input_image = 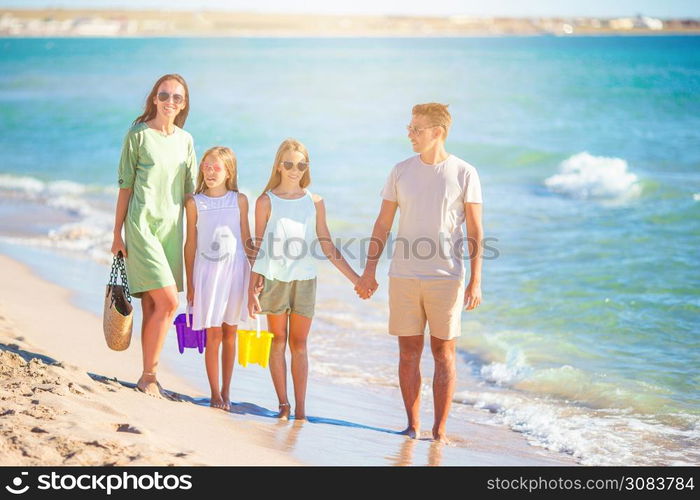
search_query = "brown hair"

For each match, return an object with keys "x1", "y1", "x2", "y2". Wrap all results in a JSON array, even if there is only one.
[
  {"x1": 133, "y1": 74, "x2": 190, "y2": 128},
  {"x1": 412, "y1": 102, "x2": 452, "y2": 138},
  {"x1": 194, "y1": 146, "x2": 239, "y2": 194},
  {"x1": 262, "y1": 138, "x2": 311, "y2": 194}
]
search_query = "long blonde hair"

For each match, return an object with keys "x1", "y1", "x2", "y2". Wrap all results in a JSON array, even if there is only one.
[
  {"x1": 133, "y1": 74, "x2": 190, "y2": 128},
  {"x1": 262, "y1": 138, "x2": 312, "y2": 194},
  {"x1": 194, "y1": 146, "x2": 239, "y2": 194}
]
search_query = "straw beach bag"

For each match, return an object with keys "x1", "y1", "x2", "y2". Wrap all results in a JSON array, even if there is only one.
[{"x1": 103, "y1": 252, "x2": 133, "y2": 351}]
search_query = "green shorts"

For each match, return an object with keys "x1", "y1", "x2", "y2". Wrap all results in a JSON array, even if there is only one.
[{"x1": 259, "y1": 277, "x2": 317, "y2": 318}]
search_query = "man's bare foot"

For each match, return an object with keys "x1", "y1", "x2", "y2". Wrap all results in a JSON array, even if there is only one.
[
  {"x1": 136, "y1": 372, "x2": 162, "y2": 398},
  {"x1": 277, "y1": 402, "x2": 291, "y2": 421},
  {"x1": 220, "y1": 390, "x2": 231, "y2": 411},
  {"x1": 432, "y1": 429, "x2": 450, "y2": 444},
  {"x1": 210, "y1": 394, "x2": 226, "y2": 410},
  {"x1": 400, "y1": 425, "x2": 420, "y2": 439}
]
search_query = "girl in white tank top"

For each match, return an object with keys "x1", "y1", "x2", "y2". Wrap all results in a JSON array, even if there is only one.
[
  {"x1": 248, "y1": 139, "x2": 360, "y2": 421},
  {"x1": 184, "y1": 146, "x2": 253, "y2": 411}
]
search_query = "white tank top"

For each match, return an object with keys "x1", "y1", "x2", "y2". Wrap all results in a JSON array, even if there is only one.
[{"x1": 252, "y1": 190, "x2": 317, "y2": 282}]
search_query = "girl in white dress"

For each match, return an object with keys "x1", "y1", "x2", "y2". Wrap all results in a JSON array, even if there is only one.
[{"x1": 184, "y1": 146, "x2": 252, "y2": 411}]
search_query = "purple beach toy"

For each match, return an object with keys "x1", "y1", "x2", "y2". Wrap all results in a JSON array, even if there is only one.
[{"x1": 173, "y1": 305, "x2": 207, "y2": 354}]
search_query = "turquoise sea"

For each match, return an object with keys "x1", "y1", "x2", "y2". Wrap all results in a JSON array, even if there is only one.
[{"x1": 0, "y1": 36, "x2": 698, "y2": 465}]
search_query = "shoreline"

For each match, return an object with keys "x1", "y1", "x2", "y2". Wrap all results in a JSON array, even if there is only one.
[
  {"x1": 0, "y1": 248, "x2": 579, "y2": 466},
  {"x1": 3, "y1": 31, "x2": 700, "y2": 39},
  {"x1": 2, "y1": 8, "x2": 698, "y2": 38}
]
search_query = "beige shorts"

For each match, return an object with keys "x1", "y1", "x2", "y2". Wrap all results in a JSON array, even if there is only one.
[
  {"x1": 259, "y1": 277, "x2": 316, "y2": 318},
  {"x1": 388, "y1": 277, "x2": 465, "y2": 341}
]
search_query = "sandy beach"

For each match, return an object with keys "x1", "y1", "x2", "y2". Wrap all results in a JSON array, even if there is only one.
[
  {"x1": 0, "y1": 252, "x2": 299, "y2": 465},
  {"x1": 0, "y1": 250, "x2": 579, "y2": 466}
]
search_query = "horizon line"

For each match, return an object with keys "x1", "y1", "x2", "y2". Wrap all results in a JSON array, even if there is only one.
[{"x1": 2, "y1": 7, "x2": 699, "y2": 21}]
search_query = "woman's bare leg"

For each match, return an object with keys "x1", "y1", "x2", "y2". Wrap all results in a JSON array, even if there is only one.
[
  {"x1": 288, "y1": 313, "x2": 312, "y2": 421},
  {"x1": 220, "y1": 323, "x2": 237, "y2": 411},
  {"x1": 141, "y1": 292, "x2": 155, "y2": 338},
  {"x1": 137, "y1": 285, "x2": 178, "y2": 397},
  {"x1": 267, "y1": 314, "x2": 290, "y2": 420},
  {"x1": 138, "y1": 292, "x2": 158, "y2": 394}
]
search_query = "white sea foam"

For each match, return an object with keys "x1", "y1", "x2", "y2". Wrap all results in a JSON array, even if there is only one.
[
  {"x1": 0, "y1": 173, "x2": 116, "y2": 264},
  {"x1": 0, "y1": 174, "x2": 45, "y2": 195},
  {"x1": 44, "y1": 180, "x2": 87, "y2": 196},
  {"x1": 544, "y1": 152, "x2": 640, "y2": 200},
  {"x1": 479, "y1": 349, "x2": 533, "y2": 385},
  {"x1": 466, "y1": 329, "x2": 678, "y2": 414},
  {"x1": 693, "y1": 193, "x2": 700, "y2": 201},
  {"x1": 454, "y1": 389, "x2": 700, "y2": 465},
  {"x1": 0, "y1": 174, "x2": 110, "y2": 198}
]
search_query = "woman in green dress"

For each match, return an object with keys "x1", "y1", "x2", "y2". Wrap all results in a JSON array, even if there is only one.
[{"x1": 111, "y1": 74, "x2": 197, "y2": 397}]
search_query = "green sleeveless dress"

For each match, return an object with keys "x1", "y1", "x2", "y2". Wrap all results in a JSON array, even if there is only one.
[{"x1": 117, "y1": 122, "x2": 197, "y2": 298}]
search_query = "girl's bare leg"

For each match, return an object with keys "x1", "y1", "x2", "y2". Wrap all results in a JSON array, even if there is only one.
[
  {"x1": 267, "y1": 314, "x2": 290, "y2": 420},
  {"x1": 205, "y1": 327, "x2": 225, "y2": 409},
  {"x1": 137, "y1": 285, "x2": 178, "y2": 397},
  {"x1": 220, "y1": 323, "x2": 237, "y2": 411},
  {"x1": 288, "y1": 313, "x2": 312, "y2": 421}
]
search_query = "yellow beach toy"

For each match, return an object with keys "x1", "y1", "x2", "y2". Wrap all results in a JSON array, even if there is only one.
[{"x1": 237, "y1": 316, "x2": 274, "y2": 368}]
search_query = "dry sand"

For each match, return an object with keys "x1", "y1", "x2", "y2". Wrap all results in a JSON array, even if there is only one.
[{"x1": 0, "y1": 253, "x2": 297, "y2": 466}]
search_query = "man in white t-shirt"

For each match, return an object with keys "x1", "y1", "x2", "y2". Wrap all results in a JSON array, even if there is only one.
[{"x1": 356, "y1": 103, "x2": 484, "y2": 442}]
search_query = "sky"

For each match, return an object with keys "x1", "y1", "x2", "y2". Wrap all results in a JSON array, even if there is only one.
[{"x1": 1, "y1": 0, "x2": 699, "y2": 18}]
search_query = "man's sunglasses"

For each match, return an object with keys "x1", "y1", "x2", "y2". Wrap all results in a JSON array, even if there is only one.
[
  {"x1": 281, "y1": 161, "x2": 309, "y2": 172},
  {"x1": 157, "y1": 91, "x2": 185, "y2": 105}
]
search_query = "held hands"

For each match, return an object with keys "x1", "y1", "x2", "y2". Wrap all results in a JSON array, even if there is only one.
[
  {"x1": 354, "y1": 272, "x2": 378, "y2": 300},
  {"x1": 464, "y1": 282, "x2": 482, "y2": 311}
]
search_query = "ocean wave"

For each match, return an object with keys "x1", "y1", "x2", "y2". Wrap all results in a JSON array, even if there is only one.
[
  {"x1": 0, "y1": 173, "x2": 116, "y2": 264},
  {"x1": 463, "y1": 329, "x2": 679, "y2": 416},
  {"x1": 454, "y1": 389, "x2": 700, "y2": 465},
  {"x1": 544, "y1": 152, "x2": 641, "y2": 200},
  {"x1": 455, "y1": 327, "x2": 700, "y2": 464},
  {"x1": 479, "y1": 349, "x2": 533, "y2": 385},
  {"x1": 0, "y1": 174, "x2": 104, "y2": 197}
]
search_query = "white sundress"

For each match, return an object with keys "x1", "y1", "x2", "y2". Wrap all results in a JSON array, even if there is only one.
[{"x1": 191, "y1": 191, "x2": 251, "y2": 330}]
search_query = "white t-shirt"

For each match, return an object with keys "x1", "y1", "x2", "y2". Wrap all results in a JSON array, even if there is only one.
[{"x1": 380, "y1": 154, "x2": 483, "y2": 280}]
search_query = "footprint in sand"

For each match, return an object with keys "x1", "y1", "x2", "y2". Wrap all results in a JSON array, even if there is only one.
[{"x1": 114, "y1": 423, "x2": 142, "y2": 434}]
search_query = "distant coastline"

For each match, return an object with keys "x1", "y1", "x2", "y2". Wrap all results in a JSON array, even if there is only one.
[{"x1": 2, "y1": 9, "x2": 699, "y2": 37}]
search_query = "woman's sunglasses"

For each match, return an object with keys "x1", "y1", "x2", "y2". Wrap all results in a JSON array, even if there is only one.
[
  {"x1": 157, "y1": 91, "x2": 185, "y2": 105},
  {"x1": 281, "y1": 161, "x2": 309, "y2": 172}
]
